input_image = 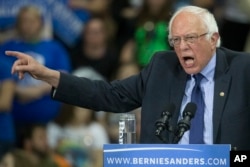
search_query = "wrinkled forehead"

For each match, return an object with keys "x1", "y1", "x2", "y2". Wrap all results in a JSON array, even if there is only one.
[{"x1": 170, "y1": 12, "x2": 206, "y2": 36}]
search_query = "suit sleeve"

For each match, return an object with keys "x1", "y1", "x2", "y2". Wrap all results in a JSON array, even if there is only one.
[
  {"x1": 52, "y1": 66, "x2": 150, "y2": 112},
  {"x1": 52, "y1": 52, "x2": 164, "y2": 113},
  {"x1": 52, "y1": 52, "x2": 163, "y2": 112}
]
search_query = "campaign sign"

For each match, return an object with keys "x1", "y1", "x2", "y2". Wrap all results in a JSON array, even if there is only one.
[{"x1": 103, "y1": 144, "x2": 230, "y2": 166}]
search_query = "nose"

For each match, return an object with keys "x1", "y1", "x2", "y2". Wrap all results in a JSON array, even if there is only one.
[{"x1": 179, "y1": 38, "x2": 189, "y2": 50}]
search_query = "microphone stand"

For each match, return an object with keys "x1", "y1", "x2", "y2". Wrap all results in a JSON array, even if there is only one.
[
  {"x1": 172, "y1": 102, "x2": 196, "y2": 144},
  {"x1": 172, "y1": 119, "x2": 190, "y2": 144},
  {"x1": 155, "y1": 102, "x2": 197, "y2": 144},
  {"x1": 155, "y1": 111, "x2": 173, "y2": 143}
]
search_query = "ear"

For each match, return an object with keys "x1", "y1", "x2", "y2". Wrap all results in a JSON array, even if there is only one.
[{"x1": 210, "y1": 32, "x2": 220, "y2": 49}]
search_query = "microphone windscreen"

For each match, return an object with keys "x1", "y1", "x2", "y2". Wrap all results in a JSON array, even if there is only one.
[
  {"x1": 165, "y1": 103, "x2": 176, "y2": 115},
  {"x1": 182, "y1": 102, "x2": 197, "y2": 118}
]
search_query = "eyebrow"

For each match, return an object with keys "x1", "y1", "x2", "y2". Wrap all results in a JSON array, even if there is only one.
[{"x1": 172, "y1": 33, "x2": 198, "y2": 37}]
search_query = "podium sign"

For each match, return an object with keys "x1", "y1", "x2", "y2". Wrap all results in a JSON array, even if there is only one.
[{"x1": 103, "y1": 144, "x2": 230, "y2": 166}]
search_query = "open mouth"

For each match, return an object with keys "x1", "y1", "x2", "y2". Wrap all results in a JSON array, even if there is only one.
[
  {"x1": 183, "y1": 56, "x2": 194, "y2": 61},
  {"x1": 183, "y1": 56, "x2": 194, "y2": 67}
]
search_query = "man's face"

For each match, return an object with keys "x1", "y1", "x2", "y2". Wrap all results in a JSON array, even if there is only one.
[
  {"x1": 170, "y1": 12, "x2": 219, "y2": 74},
  {"x1": 18, "y1": 10, "x2": 42, "y2": 40},
  {"x1": 84, "y1": 19, "x2": 107, "y2": 47}
]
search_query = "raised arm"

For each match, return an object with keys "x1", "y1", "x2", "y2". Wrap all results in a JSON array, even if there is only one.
[{"x1": 5, "y1": 51, "x2": 60, "y2": 88}]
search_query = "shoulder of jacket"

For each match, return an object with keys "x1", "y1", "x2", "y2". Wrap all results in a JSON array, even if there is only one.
[{"x1": 153, "y1": 50, "x2": 176, "y2": 59}]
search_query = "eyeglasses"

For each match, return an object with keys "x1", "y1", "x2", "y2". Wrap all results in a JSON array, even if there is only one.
[{"x1": 168, "y1": 32, "x2": 208, "y2": 47}]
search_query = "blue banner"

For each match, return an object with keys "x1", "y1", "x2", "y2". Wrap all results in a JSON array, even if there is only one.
[
  {"x1": 103, "y1": 144, "x2": 231, "y2": 166},
  {"x1": 48, "y1": 0, "x2": 84, "y2": 46}
]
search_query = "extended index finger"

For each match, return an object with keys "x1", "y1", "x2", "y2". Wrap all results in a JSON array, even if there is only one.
[{"x1": 5, "y1": 51, "x2": 29, "y2": 59}]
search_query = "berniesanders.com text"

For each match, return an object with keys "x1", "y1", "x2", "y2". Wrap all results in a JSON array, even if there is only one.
[{"x1": 106, "y1": 157, "x2": 227, "y2": 166}]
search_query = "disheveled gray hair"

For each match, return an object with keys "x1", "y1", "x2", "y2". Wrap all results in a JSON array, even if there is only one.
[{"x1": 168, "y1": 5, "x2": 221, "y2": 47}]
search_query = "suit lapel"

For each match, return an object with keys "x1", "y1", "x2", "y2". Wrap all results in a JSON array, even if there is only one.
[
  {"x1": 213, "y1": 49, "x2": 231, "y2": 143},
  {"x1": 169, "y1": 67, "x2": 188, "y2": 141}
]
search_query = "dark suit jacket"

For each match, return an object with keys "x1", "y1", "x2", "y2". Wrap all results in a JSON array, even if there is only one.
[{"x1": 53, "y1": 47, "x2": 250, "y2": 150}]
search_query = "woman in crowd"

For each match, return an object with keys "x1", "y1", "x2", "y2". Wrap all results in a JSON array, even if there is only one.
[
  {"x1": 70, "y1": 17, "x2": 119, "y2": 80},
  {"x1": 47, "y1": 104, "x2": 109, "y2": 167},
  {"x1": 120, "y1": 0, "x2": 173, "y2": 68}
]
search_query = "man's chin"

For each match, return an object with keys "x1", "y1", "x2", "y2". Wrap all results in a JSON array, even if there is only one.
[{"x1": 183, "y1": 67, "x2": 200, "y2": 75}]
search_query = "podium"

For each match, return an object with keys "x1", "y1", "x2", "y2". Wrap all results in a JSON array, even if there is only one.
[{"x1": 103, "y1": 144, "x2": 231, "y2": 166}]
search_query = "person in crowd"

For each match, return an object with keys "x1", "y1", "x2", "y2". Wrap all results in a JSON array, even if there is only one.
[
  {"x1": 120, "y1": 0, "x2": 173, "y2": 68},
  {"x1": 0, "y1": 60, "x2": 16, "y2": 161},
  {"x1": 219, "y1": 0, "x2": 250, "y2": 51},
  {"x1": 68, "y1": 0, "x2": 116, "y2": 42},
  {"x1": 47, "y1": 104, "x2": 109, "y2": 167},
  {"x1": 0, "y1": 124, "x2": 70, "y2": 167},
  {"x1": 110, "y1": 0, "x2": 142, "y2": 53},
  {"x1": 68, "y1": 0, "x2": 111, "y2": 14},
  {"x1": 6, "y1": 5, "x2": 250, "y2": 150},
  {"x1": 71, "y1": 66, "x2": 107, "y2": 124},
  {"x1": 0, "y1": 5, "x2": 71, "y2": 138},
  {"x1": 70, "y1": 17, "x2": 118, "y2": 80},
  {"x1": 0, "y1": 1, "x2": 53, "y2": 45}
]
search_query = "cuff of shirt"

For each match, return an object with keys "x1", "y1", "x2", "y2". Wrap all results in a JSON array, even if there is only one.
[{"x1": 51, "y1": 87, "x2": 57, "y2": 98}]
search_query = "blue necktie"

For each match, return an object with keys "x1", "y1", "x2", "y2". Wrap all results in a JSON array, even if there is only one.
[{"x1": 189, "y1": 73, "x2": 205, "y2": 144}]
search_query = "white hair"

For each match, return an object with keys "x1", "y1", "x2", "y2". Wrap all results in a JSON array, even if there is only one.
[{"x1": 168, "y1": 5, "x2": 221, "y2": 47}]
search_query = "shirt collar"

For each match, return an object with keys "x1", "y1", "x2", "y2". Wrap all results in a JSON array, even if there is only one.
[{"x1": 199, "y1": 53, "x2": 216, "y2": 82}]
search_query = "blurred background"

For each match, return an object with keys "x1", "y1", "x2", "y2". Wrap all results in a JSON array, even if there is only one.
[{"x1": 0, "y1": 0, "x2": 250, "y2": 166}]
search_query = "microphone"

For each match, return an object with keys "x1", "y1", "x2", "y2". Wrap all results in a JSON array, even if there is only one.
[
  {"x1": 155, "y1": 103, "x2": 176, "y2": 143},
  {"x1": 172, "y1": 102, "x2": 197, "y2": 144}
]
